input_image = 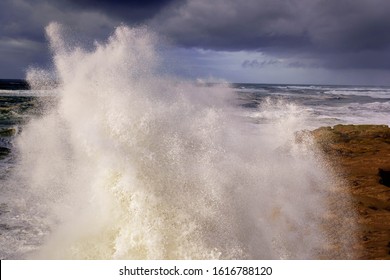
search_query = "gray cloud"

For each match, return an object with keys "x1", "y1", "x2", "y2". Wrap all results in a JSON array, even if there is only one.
[
  {"x1": 1, "y1": 0, "x2": 390, "y2": 78},
  {"x1": 0, "y1": 0, "x2": 182, "y2": 77},
  {"x1": 150, "y1": 0, "x2": 390, "y2": 70},
  {"x1": 0, "y1": 0, "x2": 119, "y2": 77},
  {"x1": 63, "y1": 0, "x2": 179, "y2": 22},
  {"x1": 242, "y1": 59, "x2": 280, "y2": 68}
]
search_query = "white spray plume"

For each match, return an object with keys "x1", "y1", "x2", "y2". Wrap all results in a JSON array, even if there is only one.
[{"x1": 6, "y1": 23, "x2": 357, "y2": 259}]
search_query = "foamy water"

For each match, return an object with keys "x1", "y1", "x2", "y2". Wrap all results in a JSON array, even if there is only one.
[
  {"x1": 0, "y1": 23, "x2": 356, "y2": 259},
  {"x1": 234, "y1": 84, "x2": 390, "y2": 128}
]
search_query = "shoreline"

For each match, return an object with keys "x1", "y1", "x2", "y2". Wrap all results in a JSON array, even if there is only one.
[{"x1": 312, "y1": 124, "x2": 390, "y2": 259}]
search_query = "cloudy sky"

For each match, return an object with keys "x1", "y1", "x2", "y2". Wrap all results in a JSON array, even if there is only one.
[{"x1": 1, "y1": 0, "x2": 390, "y2": 85}]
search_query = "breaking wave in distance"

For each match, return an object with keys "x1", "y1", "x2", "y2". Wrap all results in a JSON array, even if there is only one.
[{"x1": 6, "y1": 23, "x2": 355, "y2": 259}]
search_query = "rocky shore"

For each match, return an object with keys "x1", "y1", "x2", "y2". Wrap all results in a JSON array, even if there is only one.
[{"x1": 312, "y1": 124, "x2": 390, "y2": 259}]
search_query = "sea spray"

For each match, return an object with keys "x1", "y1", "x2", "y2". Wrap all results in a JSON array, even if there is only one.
[{"x1": 6, "y1": 23, "x2": 355, "y2": 259}]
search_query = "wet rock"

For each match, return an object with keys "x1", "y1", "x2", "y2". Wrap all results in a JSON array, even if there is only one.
[
  {"x1": 0, "y1": 146, "x2": 10, "y2": 156},
  {"x1": 0, "y1": 127, "x2": 16, "y2": 137}
]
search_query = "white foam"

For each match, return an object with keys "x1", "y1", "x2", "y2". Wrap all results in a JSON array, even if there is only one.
[
  {"x1": 3, "y1": 23, "x2": 356, "y2": 259},
  {"x1": 324, "y1": 88, "x2": 390, "y2": 99}
]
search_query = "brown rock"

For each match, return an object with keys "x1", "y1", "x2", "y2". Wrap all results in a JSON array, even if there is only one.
[{"x1": 312, "y1": 124, "x2": 390, "y2": 259}]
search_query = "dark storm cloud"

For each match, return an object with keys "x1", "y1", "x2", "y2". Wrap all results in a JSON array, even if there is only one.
[
  {"x1": 151, "y1": 0, "x2": 390, "y2": 70},
  {"x1": 0, "y1": 0, "x2": 178, "y2": 77},
  {"x1": 1, "y1": 0, "x2": 390, "y2": 78},
  {"x1": 63, "y1": 0, "x2": 179, "y2": 22},
  {"x1": 0, "y1": 0, "x2": 121, "y2": 77}
]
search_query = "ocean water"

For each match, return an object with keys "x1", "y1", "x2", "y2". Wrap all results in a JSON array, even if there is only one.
[
  {"x1": 0, "y1": 23, "x2": 387, "y2": 260},
  {"x1": 233, "y1": 83, "x2": 390, "y2": 128}
]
